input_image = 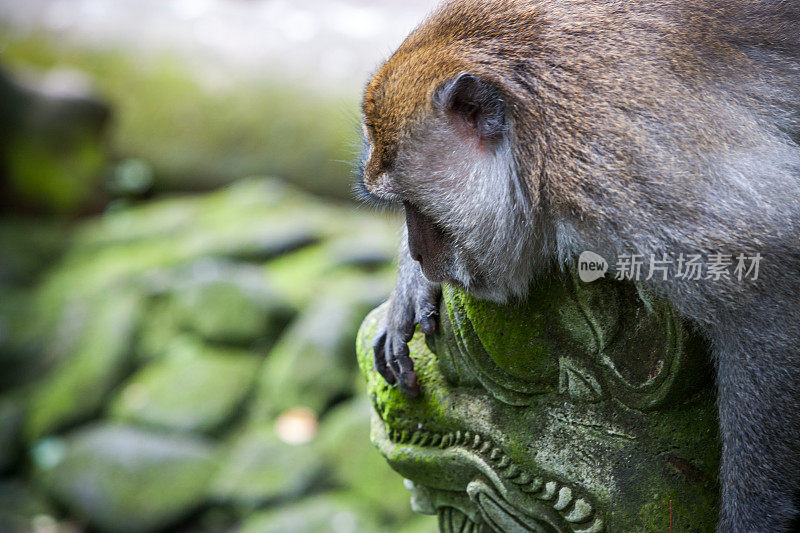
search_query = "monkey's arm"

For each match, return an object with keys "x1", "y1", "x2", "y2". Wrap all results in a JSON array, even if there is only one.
[{"x1": 373, "y1": 231, "x2": 441, "y2": 397}]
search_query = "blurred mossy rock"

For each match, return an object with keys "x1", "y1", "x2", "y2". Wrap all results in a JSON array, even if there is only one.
[
  {"x1": 357, "y1": 274, "x2": 720, "y2": 532},
  {"x1": 0, "y1": 288, "x2": 55, "y2": 391},
  {"x1": 209, "y1": 423, "x2": 325, "y2": 508},
  {"x1": 0, "y1": 66, "x2": 111, "y2": 215},
  {"x1": 33, "y1": 424, "x2": 217, "y2": 533},
  {"x1": 315, "y1": 397, "x2": 432, "y2": 524},
  {"x1": 110, "y1": 337, "x2": 261, "y2": 434},
  {"x1": 137, "y1": 259, "x2": 294, "y2": 352},
  {"x1": 0, "y1": 480, "x2": 60, "y2": 533},
  {"x1": 252, "y1": 276, "x2": 390, "y2": 419},
  {"x1": 24, "y1": 289, "x2": 143, "y2": 441},
  {"x1": 0, "y1": 176, "x2": 404, "y2": 532},
  {"x1": 238, "y1": 492, "x2": 386, "y2": 533},
  {"x1": 0, "y1": 218, "x2": 71, "y2": 285}
]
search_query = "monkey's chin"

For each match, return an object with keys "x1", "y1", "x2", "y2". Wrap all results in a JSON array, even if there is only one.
[
  {"x1": 461, "y1": 283, "x2": 512, "y2": 304},
  {"x1": 444, "y1": 272, "x2": 511, "y2": 304}
]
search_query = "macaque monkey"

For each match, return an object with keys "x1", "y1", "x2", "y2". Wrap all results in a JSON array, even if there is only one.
[{"x1": 356, "y1": 0, "x2": 800, "y2": 530}]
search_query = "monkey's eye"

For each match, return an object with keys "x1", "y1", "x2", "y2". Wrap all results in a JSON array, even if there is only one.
[
  {"x1": 353, "y1": 158, "x2": 399, "y2": 209},
  {"x1": 354, "y1": 178, "x2": 399, "y2": 209}
]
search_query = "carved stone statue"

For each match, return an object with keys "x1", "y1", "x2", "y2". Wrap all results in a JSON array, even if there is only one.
[{"x1": 356, "y1": 271, "x2": 721, "y2": 532}]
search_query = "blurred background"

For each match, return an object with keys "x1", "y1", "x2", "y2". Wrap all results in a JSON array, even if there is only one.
[{"x1": 0, "y1": 1, "x2": 439, "y2": 531}]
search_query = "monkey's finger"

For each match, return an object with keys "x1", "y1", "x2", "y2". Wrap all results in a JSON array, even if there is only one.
[
  {"x1": 373, "y1": 332, "x2": 397, "y2": 385},
  {"x1": 386, "y1": 337, "x2": 403, "y2": 381},
  {"x1": 394, "y1": 343, "x2": 420, "y2": 398},
  {"x1": 400, "y1": 372, "x2": 420, "y2": 398}
]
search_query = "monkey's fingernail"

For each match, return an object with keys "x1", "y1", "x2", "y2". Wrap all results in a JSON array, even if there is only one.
[
  {"x1": 401, "y1": 373, "x2": 420, "y2": 398},
  {"x1": 420, "y1": 317, "x2": 437, "y2": 334}
]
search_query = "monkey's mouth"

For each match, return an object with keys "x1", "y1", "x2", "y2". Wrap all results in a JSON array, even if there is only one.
[{"x1": 405, "y1": 201, "x2": 452, "y2": 283}]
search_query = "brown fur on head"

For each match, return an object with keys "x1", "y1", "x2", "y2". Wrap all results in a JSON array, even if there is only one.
[
  {"x1": 359, "y1": 1, "x2": 554, "y2": 300},
  {"x1": 360, "y1": 0, "x2": 547, "y2": 203}
]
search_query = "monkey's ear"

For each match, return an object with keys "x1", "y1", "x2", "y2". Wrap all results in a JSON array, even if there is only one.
[{"x1": 435, "y1": 73, "x2": 506, "y2": 142}]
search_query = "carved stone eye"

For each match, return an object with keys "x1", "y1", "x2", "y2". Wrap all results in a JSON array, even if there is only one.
[
  {"x1": 431, "y1": 281, "x2": 562, "y2": 405},
  {"x1": 554, "y1": 274, "x2": 709, "y2": 410},
  {"x1": 434, "y1": 271, "x2": 708, "y2": 410}
]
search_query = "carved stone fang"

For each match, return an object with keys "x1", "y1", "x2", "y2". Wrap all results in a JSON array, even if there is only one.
[
  {"x1": 565, "y1": 498, "x2": 594, "y2": 523},
  {"x1": 383, "y1": 424, "x2": 603, "y2": 531},
  {"x1": 554, "y1": 486, "x2": 573, "y2": 511}
]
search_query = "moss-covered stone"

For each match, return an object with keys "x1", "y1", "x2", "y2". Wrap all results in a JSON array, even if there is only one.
[
  {"x1": 237, "y1": 492, "x2": 385, "y2": 533},
  {"x1": 209, "y1": 423, "x2": 325, "y2": 507},
  {"x1": 0, "y1": 67, "x2": 110, "y2": 215},
  {"x1": 5, "y1": 134, "x2": 107, "y2": 215},
  {"x1": 110, "y1": 337, "x2": 261, "y2": 434},
  {"x1": 167, "y1": 263, "x2": 293, "y2": 346},
  {"x1": 0, "y1": 218, "x2": 70, "y2": 285},
  {"x1": 0, "y1": 480, "x2": 57, "y2": 533},
  {"x1": 172, "y1": 281, "x2": 276, "y2": 344},
  {"x1": 252, "y1": 276, "x2": 389, "y2": 418},
  {"x1": 356, "y1": 274, "x2": 720, "y2": 532},
  {"x1": 314, "y1": 397, "x2": 420, "y2": 522},
  {"x1": 25, "y1": 290, "x2": 142, "y2": 441},
  {"x1": 0, "y1": 287, "x2": 53, "y2": 390},
  {"x1": 33, "y1": 424, "x2": 217, "y2": 533},
  {"x1": 263, "y1": 229, "x2": 398, "y2": 310}
]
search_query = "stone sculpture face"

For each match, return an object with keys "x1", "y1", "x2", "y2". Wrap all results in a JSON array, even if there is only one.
[{"x1": 356, "y1": 272, "x2": 721, "y2": 532}]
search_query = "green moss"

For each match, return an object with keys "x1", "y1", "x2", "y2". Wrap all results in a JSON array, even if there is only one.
[
  {"x1": 445, "y1": 282, "x2": 561, "y2": 387},
  {"x1": 110, "y1": 337, "x2": 262, "y2": 434},
  {"x1": 25, "y1": 290, "x2": 142, "y2": 441},
  {"x1": 355, "y1": 305, "x2": 463, "y2": 436}
]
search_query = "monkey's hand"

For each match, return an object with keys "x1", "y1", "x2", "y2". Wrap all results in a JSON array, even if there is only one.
[{"x1": 373, "y1": 239, "x2": 441, "y2": 397}]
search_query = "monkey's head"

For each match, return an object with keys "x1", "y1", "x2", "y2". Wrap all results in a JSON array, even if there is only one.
[{"x1": 358, "y1": 47, "x2": 545, "y2": 302}]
